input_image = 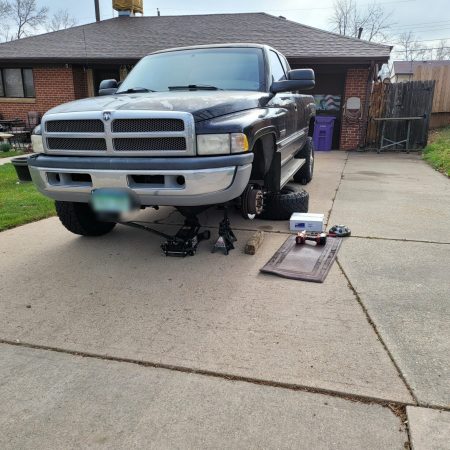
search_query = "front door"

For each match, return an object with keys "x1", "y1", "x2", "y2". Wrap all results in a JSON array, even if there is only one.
[{"x1": 93, "y1": 67, "x2": 120, "y2": 96}]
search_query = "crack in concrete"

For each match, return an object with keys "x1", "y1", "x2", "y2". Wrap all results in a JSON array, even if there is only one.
[
  {"x1": 325, "y1": 151, "x2": 350, "y2": 226},
  {"x1": 336, "y1": 259, "x2": 419, "y2": 407},
  {"x1": 0, "y1": 339, "x2": 418, "y2": 412}
]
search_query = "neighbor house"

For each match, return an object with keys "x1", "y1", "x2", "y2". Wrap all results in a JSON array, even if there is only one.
[
  {"x1": 390, "y1": 60, "x2": 450, "y2": 83},
  {"x1": 0, "y1": 11, "x2": 391, "y2": 150}
]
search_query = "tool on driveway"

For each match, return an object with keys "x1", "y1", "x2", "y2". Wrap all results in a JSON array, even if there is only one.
[
  {"x1": 160, "y1": 217, "x2": 211, "y2": 257},
  {"x1": 245, "y1": 230, "x2": 265, "y2": 255},
  {"x1": 261, "y1": 234, "x2": 342, "y2": 283},
  {"x1": 119, "y1": 216, "x2": 210, "y2": 257},
  {"x1": 328, "y1": 225, "x2": 351, "y2": 237},
  {"x1": 295, "y1": 231, "x2": 327, "y2": 246},
  {"x1": 212, "y1": 207, "x2": 237, "y2": 255},
  {"x1": 290, "y1": 213, "x2": 325, "y2": 232}
]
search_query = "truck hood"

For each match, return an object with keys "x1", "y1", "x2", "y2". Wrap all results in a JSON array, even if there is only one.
[{"x1": 46, "y1": 91, "x2": 272, "y2": 122}]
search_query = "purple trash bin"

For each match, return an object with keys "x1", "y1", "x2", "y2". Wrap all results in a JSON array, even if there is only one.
[{"x1": 313, "y1": 116, "x2": 336, "y2": 151}]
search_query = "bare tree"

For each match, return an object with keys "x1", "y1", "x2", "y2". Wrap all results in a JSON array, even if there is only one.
[
  {"x1": 330, "y1": 0, "x2": 355, "y2": 37},
  {"x1": 46, "y1": 9, "x2": 77, "y2": 32},
  {"x1": 7, "y1": 0, "x2": 48, "y2": 40},
  {"x1": 395, "y1": 32, "x2": 431, "y2": 61},
  {"x1": 434, "y1": 39, "x2": 450, "y2": 60},
  {"x1": 329, "y1": 0, "x2": 392, "y2": 42}
]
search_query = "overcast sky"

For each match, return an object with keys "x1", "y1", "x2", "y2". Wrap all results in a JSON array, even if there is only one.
[{"x1": 38, "y1": 0, "x2": 450, "y2": 55}]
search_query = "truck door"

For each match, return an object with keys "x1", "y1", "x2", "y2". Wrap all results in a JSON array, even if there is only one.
[
  {"x1": 280, "y1": 54, "x2": 308, "y2": 147},
  {"x1": 268, "y1": 50, "x2": 298, "y2": 165}
]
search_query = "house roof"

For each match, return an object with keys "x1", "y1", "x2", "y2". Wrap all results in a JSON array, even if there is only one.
[
  {"x1": 393, "y1": 60, "x2": 450, "y2": 75},
  {"x1": 0, "y1": 13, "x2": 391, "y2": 65}
]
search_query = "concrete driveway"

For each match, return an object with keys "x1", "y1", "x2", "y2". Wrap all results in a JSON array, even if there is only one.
[{"x1": 0, "y1": 151, "x2": 449, "y2": 449}]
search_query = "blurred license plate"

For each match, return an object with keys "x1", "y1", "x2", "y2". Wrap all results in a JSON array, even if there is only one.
[{"x1": 91, "y1": 189, "x2": 132, "y2": 213}]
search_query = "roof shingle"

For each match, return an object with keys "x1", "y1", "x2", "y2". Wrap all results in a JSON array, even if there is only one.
[{"x1": 0, "y1": 13, "x2": 391, "y2": 64}]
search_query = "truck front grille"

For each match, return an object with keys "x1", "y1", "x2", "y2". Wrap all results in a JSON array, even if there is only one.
[
  {"x1": 114, "y1": 137, "x2": 186, "y2": 151},
  {"x1": 46, "y1": 120, "x2": 104, "y2": 133},
  {"x1": 47, "y1": 137, "x2": 107, "y2": 151},
  {"x1": 42, "y1": 112, "x2": 195, "y2": 156},
  {"x1": 112, "y1": 118, "x2": 184, "y2": 133}
]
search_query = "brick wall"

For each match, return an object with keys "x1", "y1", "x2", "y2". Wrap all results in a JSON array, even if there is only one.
[
  {"x1": 73, "y1": 66, "x2": 88, "y2": 100},
  {"x1": 0, "y1": 65, "x2": 88, "y2": 123},
  {"x1": 340, "y1": 67, "x2": 369, "y2": 150}
]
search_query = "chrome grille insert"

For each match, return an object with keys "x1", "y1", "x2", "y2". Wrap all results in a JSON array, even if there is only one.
[
  {"x1": 112, "y1": 118, "x2": 184, "y2": 133},
  {"x1": 47, "y1": 138, "x2": 107, "y2": 151},
  {"x1": 113, "y1": 137, "x2": 186, "y2": 151},
  {"x1": 46, "y1": 120, "x2": 104, "y2": 133}
]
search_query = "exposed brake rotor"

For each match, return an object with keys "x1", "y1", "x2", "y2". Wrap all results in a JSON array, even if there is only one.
[{"x1": 241, "y1": 184, "x2": 264, "y2": 220}]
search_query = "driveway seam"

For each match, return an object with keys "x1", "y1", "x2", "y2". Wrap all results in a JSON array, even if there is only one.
[
  {"x1": 325, "y1": 151, "x2": 350, "y2": 226},
  {"x1": 336, "y1": 260, "x2": 419, "y2": 406},
  {"x1": 350, "y1": 235, "x2": 450, "y2": 245},
  {"x1": 0, "y1": 339, "x2": 419, "y2": 410}
]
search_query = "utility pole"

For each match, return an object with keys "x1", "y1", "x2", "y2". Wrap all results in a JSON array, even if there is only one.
[{"x1": 94, "y1": 0, "x2": 100, "y2": 22}]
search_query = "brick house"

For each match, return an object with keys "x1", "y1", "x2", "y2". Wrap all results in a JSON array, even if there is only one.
[{"x1": 0, "y1": 13, "x2": 391, "y2": 150}]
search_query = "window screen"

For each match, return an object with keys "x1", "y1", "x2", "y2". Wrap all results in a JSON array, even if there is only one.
[
  {"x1": 3, "y1": 69, "x2": 25, "y2": 97},
  {"x1": 0, "y1": 68, "x2": 35, "y2": 98},
  {"x1": 23, "y1": 69, "x2": 35, "y2": 97},
  {"x1": 269, "y1": 51, "x2": 286, "y2": 82}
]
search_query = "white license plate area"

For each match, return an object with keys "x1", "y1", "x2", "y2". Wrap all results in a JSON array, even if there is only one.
[{"x1": 91, "y1": 189, "x2": 132, "y2": 213}]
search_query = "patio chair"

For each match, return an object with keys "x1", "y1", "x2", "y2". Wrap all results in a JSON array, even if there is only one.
[{"x1": 26, "y1": 111, "x2": 41, "y2": 132}]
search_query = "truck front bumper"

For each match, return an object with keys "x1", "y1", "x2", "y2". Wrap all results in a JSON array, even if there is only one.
[{"x1": 28, "y1": 153, "x2": 253, "y2": 206}]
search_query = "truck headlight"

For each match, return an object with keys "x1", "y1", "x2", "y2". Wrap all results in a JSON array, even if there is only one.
[
  {"x1": 230, "y1": 133, "x2": 249, "y2": 154},
  {"x1": 31, "y1": 125, "x2": 44, "y2": 154},
  {"x1": 197, "y1": 133, "x2": 249, "y2": 156}
]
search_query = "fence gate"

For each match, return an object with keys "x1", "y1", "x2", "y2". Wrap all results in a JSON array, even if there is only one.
[{"x1": 366, "y1": 80, "x2": 435, "y2": 151}]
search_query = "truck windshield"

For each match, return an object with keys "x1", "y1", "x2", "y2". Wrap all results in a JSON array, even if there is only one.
[{"x1": 117, "y1": 47, "x2": 265, "y2": 93}]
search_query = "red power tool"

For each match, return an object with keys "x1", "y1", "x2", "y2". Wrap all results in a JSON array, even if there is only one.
[{"x1": 295, "y1": 231, "x2": 327, "y2": 246}]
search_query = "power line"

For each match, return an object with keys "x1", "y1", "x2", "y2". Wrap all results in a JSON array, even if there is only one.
[
  {"x1": 392, "y1": 46, "x2": 450, "y2": 51},
  {"x1": 157, "y1": 0, "x2": 415, "y2": 13},
  {"x1": 394, "y1": 19, "x2": 450, "y2": 29},
  {"x1": 392, "y1": 37, "x2": 450, "y2": 44}
]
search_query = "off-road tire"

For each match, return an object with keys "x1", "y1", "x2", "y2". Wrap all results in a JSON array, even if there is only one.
[
  {"x1": 260, "y1": 185, "x2": 309, "y2": 220},
  {"x1": 55, "y1": 201, "x2": 116, "y2": 236},
  {"x1": 293, "y1": 137, "x2": 314, "y2": 185}
]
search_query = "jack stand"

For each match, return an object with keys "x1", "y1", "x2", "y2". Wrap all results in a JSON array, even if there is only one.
[{"x1": 212, "y1": 207, "x2": 237, "y2": 255}]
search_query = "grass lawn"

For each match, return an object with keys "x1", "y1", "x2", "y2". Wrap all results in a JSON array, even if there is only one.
[
  {"x1": 423, "y1": 127, "x2": 450, "y2": 177},
  {"x1": 0, "y1": 163, "x2": 55, "y2": 232},
  {"x1": 0, "y1": 150, "x2": 24, "y2": 158}
]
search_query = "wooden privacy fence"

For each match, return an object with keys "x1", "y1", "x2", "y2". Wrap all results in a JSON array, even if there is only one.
[
  {"x1": 414, "y1": 65, "x2": 450, "y2": 113},
  {"x1": 366, "y1": 80, "x2": 435, "y2": 151}
]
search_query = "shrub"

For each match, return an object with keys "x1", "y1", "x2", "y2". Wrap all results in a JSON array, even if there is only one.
[{"x1": 0, "y1": 142, "x2": 12, "y2": 152}]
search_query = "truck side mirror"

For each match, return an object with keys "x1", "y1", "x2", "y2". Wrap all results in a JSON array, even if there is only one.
[
  {"x1": 99, "y1": 79, "x2": 118, "y2": 96},
  {"x1": 271, "y1": 69, "x2": 315, "y2": 94}
]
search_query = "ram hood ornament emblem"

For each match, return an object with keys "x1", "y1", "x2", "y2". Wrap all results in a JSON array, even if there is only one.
[{"x1": 103, "y1": 111, "x2": 111, "y2": 121}]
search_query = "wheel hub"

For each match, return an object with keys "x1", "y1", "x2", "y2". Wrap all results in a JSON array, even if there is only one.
[{"x1": 241, "y1": 184, "x2": 264, "y2": 219}]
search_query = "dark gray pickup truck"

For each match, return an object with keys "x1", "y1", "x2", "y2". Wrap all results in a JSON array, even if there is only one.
[{"x1": 29, "y1": 43, "x2": 316, "y2": 236}]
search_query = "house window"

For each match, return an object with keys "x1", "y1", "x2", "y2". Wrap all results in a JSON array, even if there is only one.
[{"x1": 0, "y1": 68, "x2": 35, "y2": 98}]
